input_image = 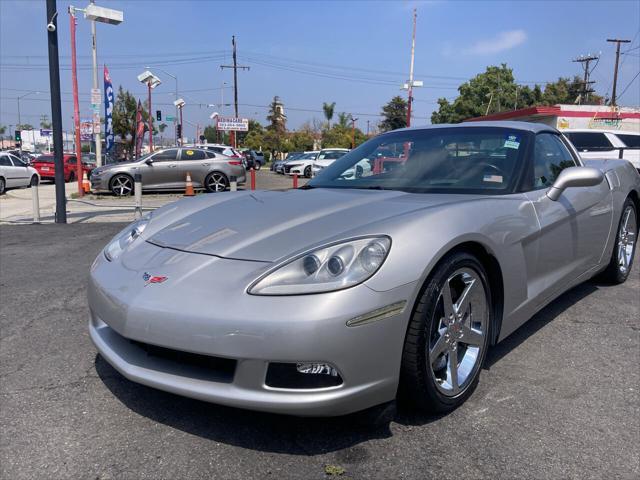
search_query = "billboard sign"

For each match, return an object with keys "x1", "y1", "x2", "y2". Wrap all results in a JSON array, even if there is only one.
[{"x1": 216, "y1": 117, "x2": 249, "y2": 132}]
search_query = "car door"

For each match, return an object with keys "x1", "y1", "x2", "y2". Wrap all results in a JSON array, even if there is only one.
[
  {"x1": 0, "y1": 154, "x2": 19, "y2": 187},
  {"x1": 8, "y1": 154, "x2": 31, "y2": 186},
  {"x1": 523, "y1": 132, "x2": 612, "y2": 300},
  {"x1": 176, "y1": 148, "x2": 210, "y2": 187},
  {"x1": 144, "y1": 149, "x2": 179, "y2": 188}
]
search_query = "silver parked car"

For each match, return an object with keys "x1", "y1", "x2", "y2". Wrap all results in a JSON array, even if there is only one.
[
  {"x1": 88, "y1": 122, "x2": 639, "y2": 417},
  {"x1": 0, "y1": 152, "x2": 40, "y2": 194},
  {"x1": 90, "y1": 147, "x2": 246, "y2": 196}
]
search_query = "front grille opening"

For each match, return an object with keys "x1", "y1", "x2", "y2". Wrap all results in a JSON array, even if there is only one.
[
  {"x1": 130, "y1": 339, "x2": 236, "y2": 383},
  {"x1": 266, "y1": 362, "x2": 343, "y2": 389}
]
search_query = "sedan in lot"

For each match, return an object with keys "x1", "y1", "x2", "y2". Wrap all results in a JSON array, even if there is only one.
[
  {"x1": 88, "y1": 122, "x2": 639, "y2": 417},
  {"x1": 90, "y1": 147, "x2": 246, "y2": 196},
  {"x1": 0, "y1": 152, "x2": 40, "y2": 194},
  {"x1": 32, "y1": 153, "x2": 92, "y2": 183}
]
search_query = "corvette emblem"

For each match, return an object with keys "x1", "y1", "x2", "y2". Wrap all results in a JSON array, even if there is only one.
[{"x1": 142, "y1": 272, "x2": 168, "y2": 286}]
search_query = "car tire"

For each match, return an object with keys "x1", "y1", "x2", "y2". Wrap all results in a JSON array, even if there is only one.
[
  {"x1": 109, "y1": 174, "x2": 134, "y2": 196},
  {"x1": 599, "y1": 198, "x2": 637, "y2": 284},
  {"x1": 0, "y1": 177, "x2": 5, "y2": 195},
  {"x1": 254, "y1": 161, "x2": 261, "y2": 171},
  {"x1": 304, "y1": 166, "x2": 312, "y2": 178},
  {"x1": 68, "y1": 171, "x2": 75, "y2": 183},
  {"x1": 400, "y1": 251, "x2": 492, "y2": 413},
  {"x1": 204, "y1": 171, "x2": 229, "y2": 193},
  {"x1": 356, "y1": 165, "x2": 364, "y2": 178},
  {"x1": 30, "y1": 175, "x2": 39, "y2": 187}
]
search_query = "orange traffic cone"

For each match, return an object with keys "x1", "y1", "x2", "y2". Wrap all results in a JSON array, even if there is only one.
[
  {"x1": 82, "y1": 171, "x2": 91, "y2": 193},
  {"x1": 185, "y1": 172, "x2": 195, "y2": 196}
]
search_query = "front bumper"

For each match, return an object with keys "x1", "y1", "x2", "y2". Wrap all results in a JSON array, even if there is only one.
[{"x1": 88, "y1": 242, "x2": 416, "y2": 416}]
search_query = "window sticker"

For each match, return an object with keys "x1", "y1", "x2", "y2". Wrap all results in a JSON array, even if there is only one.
[
  {"x1": 483, "y1": 174, "x2": 503, "y2": 183},
  {"x1": 504, "y1": 134, "x2": 520, "y2": 149},
  {"x1": 186, "y1": 150, "x2": 194, "y2": 156}
]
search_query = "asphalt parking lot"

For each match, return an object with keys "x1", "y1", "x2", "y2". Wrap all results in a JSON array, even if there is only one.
[{"x1": 1, "y1": 224, "x2": 638, "y2": 479}]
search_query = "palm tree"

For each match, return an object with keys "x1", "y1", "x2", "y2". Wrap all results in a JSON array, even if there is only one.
[
  {"x1": 337, "y1": 112, "x2": 350, "y2": 128},
  {"x1": 322, "y1": 102, "x2": 336, "y2": 128}
]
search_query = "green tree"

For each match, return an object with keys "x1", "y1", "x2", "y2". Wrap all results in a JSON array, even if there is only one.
[
  {"x1": 322, "y1": 102, "x2": 336, "y2": 128},
  {"x1": 379, "y1": 96, "x2": 408, "y2": 132},
  {"x1": 0, "y1": 125, "x2": 6, "y2": 137},
  {"x1": 290, "y1": 129, "x2": 315, "y2": 151},
  {"x1": 265, "y1": 97, "x2": 287, "y2": 157},
  {"x1": 112, "y1": 86, "x2": 140, "y2": 156},
  {"x1": 237, "y1": 119, "x2": 264, "y2": 146},
  {"x1": 17, "y1": 124, "x2": 34, "y2": 130},
  {"x1": 203, "y1": 125, "x2": 229, "y2": 144},
  {"x1": 336, "y1": 112, "x2": 351, "y2": 128},
  {"x1": 540, "y1": 76, "x2": 603, "y2": 106}
]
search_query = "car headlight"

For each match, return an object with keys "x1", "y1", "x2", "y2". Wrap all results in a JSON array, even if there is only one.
[
  {"x1": 103, "y1": 217, "x2": 150, "y2": 261},
  {"x1": 248, "y1": 236, "x2": 391, "y2": 295}
]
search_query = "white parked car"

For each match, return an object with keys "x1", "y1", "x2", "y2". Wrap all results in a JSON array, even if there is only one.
[
  {"x1": 310, "y1": 148, "x2": 351, "y2": 176},
  {"x1": 563, "y1": 129, "x2": 640, "y2": 170},
  {"x1": 283, "y1": 151, "x2": 319, "y2": 177},
  {"x1": 0, "y1": 151, "x2": 40, "y2": 194}
]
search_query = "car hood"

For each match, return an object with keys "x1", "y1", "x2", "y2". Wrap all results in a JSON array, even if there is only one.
[{"x1": 145, "y1": 188, "x2": 480, "y2": 262}]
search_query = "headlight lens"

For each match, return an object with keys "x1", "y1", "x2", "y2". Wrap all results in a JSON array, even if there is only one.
[
  {"x1": 248, "y1": 236, "x2": 391, "y2": 295},
  {"x1": 103, "y1": 218, "x2": 150, "y2": 261}
]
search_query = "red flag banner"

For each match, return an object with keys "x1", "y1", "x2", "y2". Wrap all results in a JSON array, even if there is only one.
[{"x1": 135, "y1": 100, "x2": 145, "y2": 159}]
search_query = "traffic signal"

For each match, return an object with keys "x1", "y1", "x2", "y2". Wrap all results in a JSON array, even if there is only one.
[
  {"x1": 176, "y1": 124, "x2": 182, "y2": 138},
  {"x1": 15, "y1": 130, "x2": 21, "y2": 142},
  {"x1": 156, "y1": 110, "x2": 162, "y2": 121}
]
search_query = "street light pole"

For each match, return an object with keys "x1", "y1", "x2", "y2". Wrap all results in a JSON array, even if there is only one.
[
  {"x1": 147, "y1": 66, "x2": 178, "y2": 146},
  {"x1": 351, "y1": 116, "x2": 359, "y2": 149},
  {"x1": 89, "y1": 0, "x2": 102, "y2": 166},
  {"x1": 69, "y1": 7, "x2": 84, "y2": 196},
  {"x1": 16, "y1": 91, "x2": 39, "y2": 156}
]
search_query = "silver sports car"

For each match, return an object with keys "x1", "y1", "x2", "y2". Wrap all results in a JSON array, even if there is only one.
[{"x1": 88, "y1": 122, "x2": 639, "y2": 417}]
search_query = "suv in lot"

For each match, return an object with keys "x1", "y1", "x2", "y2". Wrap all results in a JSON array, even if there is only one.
[
  {"x1": 310, "y1": 148, "x2": 350, "y2": 176},
  {"x1": 89, "y1": 147, "x2": 246, "y2": 196},
  {"x1": 563, "y1": 129, "x2": 640, "y2": 170},
  {"x1": 242, "y1": 150, "x2": 265, "y2": 170}
]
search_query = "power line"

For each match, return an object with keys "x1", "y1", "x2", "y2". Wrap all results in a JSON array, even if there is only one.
[
  {"x1": 617, "y1": 71, "x2": 640, "y2": 101},
  {"x1": 572, "y1": 54, "x2": 599, "y2": 104}
]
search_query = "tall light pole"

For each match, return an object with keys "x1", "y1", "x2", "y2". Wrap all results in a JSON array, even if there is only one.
[
  {"x1": 70, "y1": 2, "x2": 123, "y2": 167},
  {"x1": 138, "y1": 71, "x2": 161, "y2": 152},
  {"x1": 351, "y1": 116, "x2": 359, "y2": 149},
  {"x1": 69, "y1": 6, "x2": 84, "y2": 196},
  {"x1": 16, "y1": 91, "x2": 39, "y2": 156},
  {"x1": 174, "y1": 98, "x2": 185, "y2": 145},
  {"x1": 147, "y1": 66, "x2": 178, "y2": 145}
]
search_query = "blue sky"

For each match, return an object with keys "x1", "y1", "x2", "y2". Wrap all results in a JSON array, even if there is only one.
[{"x1": 1, "y1": 0, "x2": 639, "y2": 139}]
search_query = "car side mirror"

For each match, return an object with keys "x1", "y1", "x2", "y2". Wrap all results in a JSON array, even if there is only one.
[
  {"x1": 145, "y1": 158, "x2": 154, "y2": 166},
  {"x1": 546, "y1": 166, "x2": 604, "y2": 201}
]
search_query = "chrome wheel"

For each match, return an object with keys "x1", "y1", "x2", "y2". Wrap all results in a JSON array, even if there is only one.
[
  {"x1": 110, "y1": 175, "x2": 133, "y2": 196},
  {"x1": 206, "y1": 172, "x2": 228, "y2": 192},
  {"x1": 617, "y1": 205, "x2": 637, "y2": 274},
  {"x1": 429, "y1": 268, "x2": 488, "y2": 397}
]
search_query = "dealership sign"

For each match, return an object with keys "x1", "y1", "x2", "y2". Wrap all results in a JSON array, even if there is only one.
[{"x1": 216, "y1": 117, "x2": 249, "y2": 132}]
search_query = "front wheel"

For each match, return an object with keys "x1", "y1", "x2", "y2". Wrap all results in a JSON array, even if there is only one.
[
  {"x1": 68, "y1": 171, "x2": 75, "y2": 183},
  {"x1": 0, "y1": 177, "x2": 5, "y2": 195},
  {"x1": 253, "y1": 161, "x2": 261, "y2": 171},
  {"x1": 204, "y1": 172, "x2": 229, "y2": 193},
  {"x1": 304, "y1": 165, "x2": 312, "y2": 178},
  {"x1": 110, "y1": 174, "x2": 134, "y2": 196},
  {"x1": 30, "y1": 175, "x2": 39, "y2": 187},
  {"x1": 600, "y1": 198, "x2": 637, "y2": 284},
  {"x1": 400, "y1": 252, "x2": 492, "y2": 413}
]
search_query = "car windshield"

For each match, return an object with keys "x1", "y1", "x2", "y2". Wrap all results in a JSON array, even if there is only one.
[
  {"x1": 298, "y1": 152, "x2": 317, "y2": 160},
  {"x1": 308, "y1": 127, "x2": 528, "y2": 194},
  {"x1": 36, "y1": 155, "x2": 55, "y2": 162}
]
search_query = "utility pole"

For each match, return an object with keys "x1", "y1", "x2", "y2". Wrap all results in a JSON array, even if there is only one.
[
  {"x1": 366, "y1": 120, "x2": 370, "y2": 137},
  {"x1": 350, "y1": 116, "x2": 358, "y2": 149},
  {"x1": 69, "y1": 7, "x2": 84, "y2": 196},
  {"x1": 46, "y1": 0, "x2": 67, "y2": 223},
  {"x1": 573, "y1": 54, "x2": 599, "y2": 104},
  {"x1": 406, "y1": 8, "x2": 417, "y2": 127},
  {"x1": 607, "y1": 38, "x2": 631, "y2": 106},
  {"x1": 221, "y1": 36, "x2": 249, "y2": 147}
]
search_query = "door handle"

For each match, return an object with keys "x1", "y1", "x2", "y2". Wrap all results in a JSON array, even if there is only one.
[
  {"x1": 202, "y1": 163, "x2": 209, "y2": 166},
  {"x1": 167, "y1": 164, "x2": 177, "y2": 168}
]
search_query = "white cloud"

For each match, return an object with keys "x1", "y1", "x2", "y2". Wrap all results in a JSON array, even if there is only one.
[{"x1": 464, "y1": 30, "x2": 527, "y2": 55}]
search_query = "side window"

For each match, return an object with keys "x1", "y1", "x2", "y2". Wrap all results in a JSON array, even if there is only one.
[
  {"x1": 67, "y1": 156, "x2": 77, "y2": 164},
  {"x1": 152, "y1": 149, "x2": 178, "y2": 162},
  {"x1": 9, "y1": 154, "x2": 25, "y2": 166},
  {"x1": 180, "y1": 149, "x2": 206, "y2": 161},
  {"x1": 205, "y1": 151, "x2": 218, "y2": 159},
  {"x1": 616, "y1": 134, "x2": 640, "y2": 148},
  {"x1": 565, "y1": 132, "x2": 614, "y2": 151},
  {"x1": 0, "y1": 156, "x2": 12, "y2": 167},
  {"x1": 533, "y1": 134, "x2": 577, "y2": 189}
]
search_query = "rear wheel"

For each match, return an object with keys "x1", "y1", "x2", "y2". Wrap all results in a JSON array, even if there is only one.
[
  {"x1": 68, "y1": 171, "x2": 75, "y2": 183},
  {"x1": 204, "y1": 172, "x2": 228, "y2": 192},
  {"x1": 0, "y1": 177, "x2": 5, "y2": 195},
  {"x1": 254, "y1": 161, "x2": 261, "y2": 171},
  {"x1": 600, "y1": 198, "x2": 637, "y2": 284},
  {"x1": 400, "y1": 252, "x2": 491, "y2": 413},
  {"x1": 110, "y1": 174, "x2": 134, "y2": 196},
  {"x1": 304, "y1": 165, "x2": 312, "y2": 178}
]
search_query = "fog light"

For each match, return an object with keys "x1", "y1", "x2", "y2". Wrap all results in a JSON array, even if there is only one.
[{"x1": 296, "y1": 362, "x2": 338, "y2": 376}]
